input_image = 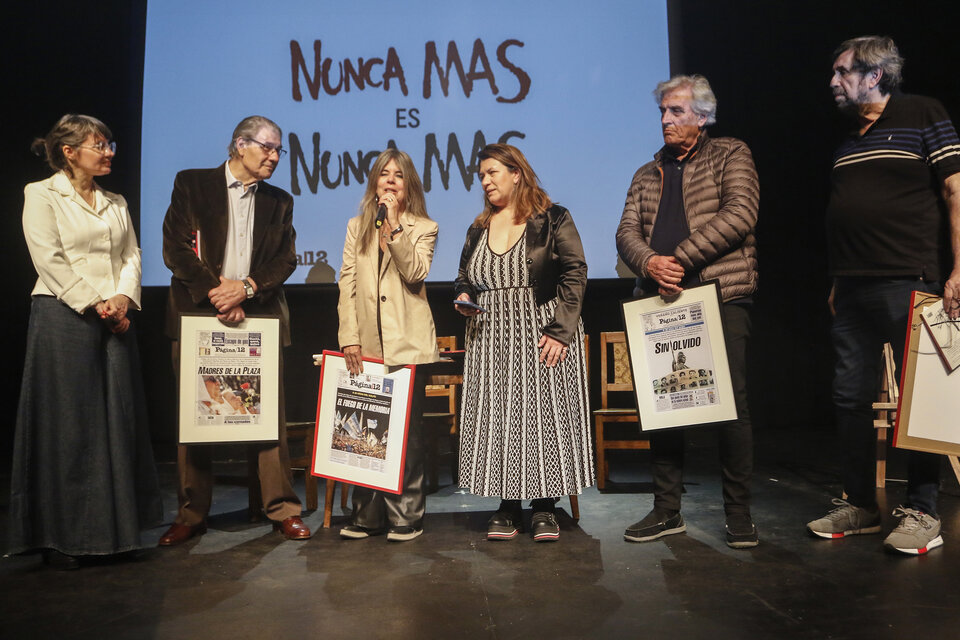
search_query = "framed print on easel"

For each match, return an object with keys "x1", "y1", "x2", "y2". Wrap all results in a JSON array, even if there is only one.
[{"x1": 894, "y1": 291, "x2": 960, "y2": 456}]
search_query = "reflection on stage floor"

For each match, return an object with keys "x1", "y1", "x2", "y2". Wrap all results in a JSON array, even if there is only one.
[{"x1": 2, "y1": 427, "x2": 959, "y2": 640}]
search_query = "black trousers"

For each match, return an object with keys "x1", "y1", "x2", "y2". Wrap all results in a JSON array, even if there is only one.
[
  {"x1": 350, "y1": 363, "x2": 431, "y2": 529},
  {"x1": 651, "y1": 303, "x2": 753, "y2": 516}
]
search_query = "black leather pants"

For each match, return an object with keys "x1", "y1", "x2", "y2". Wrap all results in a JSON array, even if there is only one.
[{"x1": 350, "y1": 364, "x2": 430, "y2": 528}]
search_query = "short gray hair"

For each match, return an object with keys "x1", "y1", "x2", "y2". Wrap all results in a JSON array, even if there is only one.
[
  {"x1": 834, "y1": 36, "x2": 903, "y2": 95},
  {"x1": 228, "y1": 115, "x2": 282, "y2": 158},
  {"x1": 653, "y1": 75, "x2": 717, "y2": 125}
]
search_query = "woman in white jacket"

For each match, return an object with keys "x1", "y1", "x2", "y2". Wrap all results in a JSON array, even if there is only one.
[{"x1": 7, "y1": 114, "x2": 162, "y2": 569}]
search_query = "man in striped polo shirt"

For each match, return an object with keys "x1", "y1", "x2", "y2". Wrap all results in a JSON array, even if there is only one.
[{"x1": 807, "y1": 36, "x2": 960, "y2": 554}]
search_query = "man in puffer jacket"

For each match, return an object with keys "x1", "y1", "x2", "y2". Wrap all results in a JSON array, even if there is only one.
[{"x1": 616, "y1": 74, "x2": 760, "y2": 549}]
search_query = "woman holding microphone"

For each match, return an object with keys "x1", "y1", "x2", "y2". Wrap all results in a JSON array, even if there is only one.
[{"x1": 336, "y1": 149, "x2": 439, "y2": 542}]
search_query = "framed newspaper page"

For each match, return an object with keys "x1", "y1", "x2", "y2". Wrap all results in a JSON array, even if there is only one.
[
  {"x1": 621, "y1": 280, "x2": 737, "y2": 431},
  {"x1": 893, "y1": 291, "x2": 960, "y2": 456},
  {"x1": 311, "y1": 351, "x2": 414, "y2": 495},
  {"x1": 178, "y1": 314, "x2": 280, "y2": 444}
]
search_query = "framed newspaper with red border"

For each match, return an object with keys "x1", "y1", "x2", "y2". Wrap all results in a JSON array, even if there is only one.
[
  {"x1": 311, "y1": 350, "x2": 415, "y2": 495},
  {"x1": 178, "y1": 314, "x2": 281, "y2": 444},
  {"x1": 621, "y1": 280, "x2": 737, "y2": 431}
]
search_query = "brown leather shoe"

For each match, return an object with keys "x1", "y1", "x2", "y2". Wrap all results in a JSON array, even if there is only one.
[
  {"x1": 158, "y1": 522, "x2": 207, "y2": 547},
  {"x1": 276, "y1": 516, "x2": 311, "y2": 540}
]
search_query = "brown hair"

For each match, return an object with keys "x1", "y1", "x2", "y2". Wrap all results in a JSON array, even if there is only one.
[
  {"x1": 31, "y1": 114, "x2": 112, "y2": 177},
  {"x1": 473, "y1": 143, "x2": 551, "y2": 227},
  {"x1": 356, "y1": 149, "x2": 430, "y2": 253}
]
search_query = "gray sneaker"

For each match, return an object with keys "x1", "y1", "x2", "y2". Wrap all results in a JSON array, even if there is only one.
[
  {"x1": 807, "y1": 498, "x2": 881, "y2": 539},
  {"x1": 883, "y1": 506, "x2": 943, "y2": 555}
]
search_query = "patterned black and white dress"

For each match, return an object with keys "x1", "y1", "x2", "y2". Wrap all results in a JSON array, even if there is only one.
[{"x1": 458, "y1": 229, "x2": 593, "y2": 499}]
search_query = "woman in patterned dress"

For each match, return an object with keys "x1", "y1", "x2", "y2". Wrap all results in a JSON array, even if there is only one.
[{"x1": 454, "y1": 144, "x2": 593, "y2": 542}]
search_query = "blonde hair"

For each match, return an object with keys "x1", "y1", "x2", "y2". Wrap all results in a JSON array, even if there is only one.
[
  {"x1": 356, "y1": 149, "x2": 430, "y2": 253},
  {"x1": 473, "y1": 144, "x2": 551, "y2": 227}
]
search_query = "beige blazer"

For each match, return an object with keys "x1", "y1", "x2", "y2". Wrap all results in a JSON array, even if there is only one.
[{"x1": 337, "y1": 211, "x2": 440, "y2": 366}]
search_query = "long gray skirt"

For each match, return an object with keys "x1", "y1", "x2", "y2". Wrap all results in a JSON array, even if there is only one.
[{"x1": 7, "y1": 296, "x2": 163, "y2": 556}]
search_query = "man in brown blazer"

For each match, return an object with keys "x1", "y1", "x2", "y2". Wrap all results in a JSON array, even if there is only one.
[{"x1": 158, "y1": 115, "x2": 310, "y2": 545}]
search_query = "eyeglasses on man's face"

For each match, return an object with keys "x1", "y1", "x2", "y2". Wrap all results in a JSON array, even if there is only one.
[{"x1": 244, "y1": 138, "x2": 287, "y2": 158}]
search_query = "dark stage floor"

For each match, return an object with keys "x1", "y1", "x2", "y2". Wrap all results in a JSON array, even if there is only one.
[{"x1": 3, "y1": 428, "x2": 960, "y2": 640}]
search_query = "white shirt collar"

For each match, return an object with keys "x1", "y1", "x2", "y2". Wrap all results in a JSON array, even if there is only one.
[{"x1": 225, "y1": 162, "x2": 258, "y2": 194}]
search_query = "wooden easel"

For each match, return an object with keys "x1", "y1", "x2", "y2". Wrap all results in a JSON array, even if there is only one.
[
  {"x1": 875, "y1": 340, "x2": 960, "y2": 487},
  {"x1": 884, "y1": 293, "x2": 960, "y2": 486}
]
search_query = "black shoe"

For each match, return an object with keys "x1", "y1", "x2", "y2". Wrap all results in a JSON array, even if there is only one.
[
  {"x1": 531, "y1": 511, "x2": 560, "y2": 542},
  {"x1": 725, "y1": 513, "x2": 759, "y2": 548},
  {"x1": 624, "y1": 509, "x2": 686, "y2": 542},
  {"x1": 42, "y1": 549, "x2": 80, "y2": 571},
  {"x1": 339, "y1": 524, "x2": 386, "y2": 539},
  {"x1": 487, "y1": 508, "x2": 523, "y2": 540},
  {"x1": 386, "y1": 525, "x2": 423, "y2": 542}
]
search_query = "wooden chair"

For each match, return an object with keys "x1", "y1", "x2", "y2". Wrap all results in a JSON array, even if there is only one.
[
  {"x1": 423, "y1": 336, "x2": 460, "y2": 493},
  {"x1": 323, "y1": 477, "x2": 350, "y2": 528},
  {"x1": 592, "y1": 331, "x2": 649, "y2": 490},
  {"x1": 564, "y1": 337, "x2": 590, "y2": 521},
  {"x1": 286, "y1": 421, "x2": 320, "y2": 511},
  {"x1": 308, "y1": 356, "x2": 351, "y2": 528},
  {"x1": 872, "y1": 343, "x2": 898, "y2": 488},
  {"x1": 247, "y1": 421, "x2": 323, "y2": 520}
]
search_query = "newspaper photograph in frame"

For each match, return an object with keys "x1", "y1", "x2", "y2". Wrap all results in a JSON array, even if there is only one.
[
  {"x1": 620, "y1": 280, "x2": 738, "y2": 431},
  {"x1": 178, "y1": 314, "x2": 281, "y2": 443},
  {"x1": 311, "y1": 351, "x2": 415, "y2": 495}
]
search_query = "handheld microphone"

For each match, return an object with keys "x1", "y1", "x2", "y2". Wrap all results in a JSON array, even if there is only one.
[{"x1": 375, "y1": 202, "x2": 387, "y2": 228}]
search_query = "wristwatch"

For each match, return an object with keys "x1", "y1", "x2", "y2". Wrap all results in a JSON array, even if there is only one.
[
  {"x1": 242, "y1": 278, "x2": 255, "y2": 299},
  {"x1": 389, "y1": 224, "x2": 404, "y2": 240}
]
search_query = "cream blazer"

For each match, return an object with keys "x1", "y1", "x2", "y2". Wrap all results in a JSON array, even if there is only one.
[
  {"x1": 22, "y1": 171, "x2": 142, "y2": 314},
  {"x1": 337, "y1": 211, "x2": 440, "y2": 366}
]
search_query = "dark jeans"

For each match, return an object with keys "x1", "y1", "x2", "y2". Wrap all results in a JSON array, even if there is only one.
[
  {"x1": 652, "y1": 303, "x2": 753, "y2": 516},
  {"x1": 831, "y1": 276, "x2": 941, "y2": 516},
  {"x1": 351, "y1": 363, "x2": 432, "y2": 529}
]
